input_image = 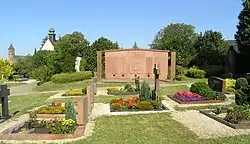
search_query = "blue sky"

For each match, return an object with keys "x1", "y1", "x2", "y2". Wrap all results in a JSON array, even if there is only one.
[{"x1": 0, "y1": 0, "x2": 242, "y2": 58}]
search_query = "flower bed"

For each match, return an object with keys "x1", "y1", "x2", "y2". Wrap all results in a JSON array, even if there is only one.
[
  {"x1": 110, "y1": 97, "x2": 167, "y2": 112},
  {"x1": 62, "y1": 88, "x2": 86, "y2": 96},
  {"x1": 171, "y1": 91, "x2": 226, "y2": 104},
  {"x1": 200, "y1": 106, "x2": 250, "y2": 129}
]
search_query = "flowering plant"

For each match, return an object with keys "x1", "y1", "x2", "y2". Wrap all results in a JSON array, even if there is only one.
[
  {"x1": 111, "y1": 97, "x2": 138, "y2": 110},
  {"x1": 173, "y1": 91, "x2": 203, "y2": 101}
]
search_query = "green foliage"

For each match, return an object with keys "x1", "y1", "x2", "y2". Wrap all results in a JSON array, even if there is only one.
[
  {"x1": 32, "y1": 51, "x2": 57, "y2": 73},
  {"x1": 189, "y1": 82, "x2": 226, "y2": 100},
  {"x1": 13, "y1": 56, "x2": 33, "y2": 78},
  {"x1": 0, "y1": 58, "x2": 13, "y2": 79},
  {"x1": 150, "y1": 23, "x2": 197, "y2": 66},
  {"x1": 80, "y1": 58, "x2": 87, "y2": 71},
  {"x1": 139, "y1": 81, "x2": 151, "y2": 101},
  {"x1": 85, "y1": 37, "x2": 119, "y2": 73},
  {"x1": 235, "y1": 0, "x2": 250, "y2": 55},
  {"x1": 36, "y1": 106, "x2": 65, "y2": 114},
  {"x1": 51, "y1": 71, "x2": 92, "y2": 83},
  {"x1": 124, "y1": 83, "x2": 135, "y2": 92},
  {"x1": 135, "y1": 101, "x2": 153, "y2": 110},
  {"x1": 46, "y1": 119, "x2": 76, "y2": 134},
  {"x1": 186, "y1": 66, "x2": 206, "y2": 78},
  {"x1": 235, "y1": 78, "x2": 248, "y2": 90},
  {"x1": 193, "y1": 30, "x2": 228, "y2": 66},
  {"x1": 225, "y1": 78, "x2": 236, "y2": 92},
  {"x1": 235, "y1": 85, "x2": 250, "y2": 105},
  {"x1": 65, "y1": 102, "x2": 77, "y2": 123},
  {"x1": 54, "y1": 32, "x2": 90, "y2": 73},
  {"x1": 31, "y1": 65, "x2": 52, "y2": 84},
  {"x1": 82, "y1": 86, "x2": 87, "y2": 94}
]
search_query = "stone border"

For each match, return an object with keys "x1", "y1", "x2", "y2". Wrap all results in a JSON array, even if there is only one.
[
  {"x1": 170, "y1": 96, "x2": 225, "y2": 104},
  {"x1": 107, "y1": 91, "x2": 139, "y2": 95},
  {"x1": 200, "y1": 110, "x2": 250, "y2": 129}
]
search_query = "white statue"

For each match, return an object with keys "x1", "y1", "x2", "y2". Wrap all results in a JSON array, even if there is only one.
[{"x1": 75, "y1": 57, "x2": 82, "y2": 72}]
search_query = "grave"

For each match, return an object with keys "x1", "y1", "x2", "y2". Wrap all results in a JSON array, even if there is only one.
[
  {"x1": 208, "y1": 77, "x2": 226, "y2": 94},
  {"x1": 0, "y1": 85, "x2": 12, "y2": 123}
]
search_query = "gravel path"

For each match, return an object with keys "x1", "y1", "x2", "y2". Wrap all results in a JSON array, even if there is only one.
[
  {"x1": 9, "y1": 80, "x2": 38, "y2": 96},
  {"x1": 171, "y1": 110, "x2": 250, "y2": 139}
]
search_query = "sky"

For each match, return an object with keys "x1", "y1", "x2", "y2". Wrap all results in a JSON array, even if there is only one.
[{"x1": 0, "y1": 0, "x2": 242, "y2": 58}]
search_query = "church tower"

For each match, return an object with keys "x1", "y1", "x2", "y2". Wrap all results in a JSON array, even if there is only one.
[
  {"x1": 48, "y1": 28, "x2": 56, "y2": 43},
  {"x1": 8, "y1": 44, "x2": 15, "y2": 63}
]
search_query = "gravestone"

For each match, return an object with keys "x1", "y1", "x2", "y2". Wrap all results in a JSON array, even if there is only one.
[
  {"x1": 0, "y1": 85, "x2": 11, "y2": 120},
  {"x1": 208, "y1": 77, "x2": 226, "y2": 94},
  {"x1": 152, "y1": 64, "x2": 160, "y2": 101}
]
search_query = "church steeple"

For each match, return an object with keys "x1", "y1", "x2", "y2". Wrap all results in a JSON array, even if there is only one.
[
  {"x1": 132, "y1": 41, "x2": 139, "y2": 49},
  {"x1": 8, "y1": 44, "x2": 15, "y2": 62},
  {"x1": 48, "y1": 28, "x2": 56, "y2": 43}
]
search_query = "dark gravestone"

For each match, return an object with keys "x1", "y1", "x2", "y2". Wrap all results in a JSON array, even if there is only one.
[
  {"x1": 152, "y1": 64, "x2": 160, "y2": 101},
  {"x1": 135, "y1": 76, "x2": 140, "y2": 92},
  {"x1": 0, "y1": 85, "x2": 11, "y2": 120},
  {"x1": 208, "y1": 77, "x2": 226, "y2": 94}
]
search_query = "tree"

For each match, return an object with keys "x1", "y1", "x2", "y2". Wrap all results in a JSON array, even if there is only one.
[
  {"x1": 0, "y1": 58, "x2": 12, "y2": 79},
  {"x1": 54, "y1": 31, "x2": 89, "y2": 73},
  {"x1": 41, "y1": 36, "x2": 48, "y2": 48},
  {"x1": 235, "y1": 0, "x2": 250, "y2": 55},
  {"x1": 150, "y1": 23, "x2": 197, "y2": 66},
  {"x1": 13, "y1": 56, "x2": 33, "y2": 78},
  {"x1": 193, "y1": 30, "x2": 228, "y2": 66},
  {"x1": 85, "y1": 37, "x2": 119, "y2": 73}
]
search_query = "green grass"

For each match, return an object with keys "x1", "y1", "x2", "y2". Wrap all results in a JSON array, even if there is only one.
[
  {"x1": 160, "y1": 85, "x2": 189, "y2": 97},
  {"x1": 174, "y1": 103, "x2": 236, "y2": 111},
  {"x1": 97, "y1": 82, "x2": 134, "y2": 87},
  {"x1": 3, "y1": 93, "x2": 56, "y2": 117},
  {"x1": 33, "y1": 79, "x2": 93, "y2": 91},
  {"x1": 61, "y1": 113, "x2": 250, "y2": 144},
  {"x1": 175, "y1": 78, "x2": 208, "y2": 84}
]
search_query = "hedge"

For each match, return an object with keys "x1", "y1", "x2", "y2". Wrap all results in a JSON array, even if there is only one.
[{"x1": 51, "y1": 71, "x2": 92, "y2": 83}]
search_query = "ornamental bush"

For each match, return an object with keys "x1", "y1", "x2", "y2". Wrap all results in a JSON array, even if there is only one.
[
  {"x1": 139, "y1": 81, "x2": 151, "y2": 101},
  {"x1": 235, "y1": 78, "x2": 248, "y2": 90},
  {"x1": 65, "y1": 102, "x2": 77, "y2": 123},
  {"x1": 186, "y1": 66, "x2": 206, "y2": 78},
  {"x1": 51, "y1": 71, "x2": 92, "y2": 83}
]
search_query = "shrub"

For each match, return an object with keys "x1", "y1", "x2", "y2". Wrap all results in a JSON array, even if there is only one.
[
  {"x1": 225, "y1": 78, "x2": 236, "y2": 91},
  {"x1": 235, "y1": 85, "x2": 250, "y2": 105},
  {"x1": 186, "y1": 66, "x2": 206, "y2": 78},
  {"x1": 36, "y1": 106, "x2": 65, "y2": 114},
  {"x1": 139, "y1": 81, "x2": 151, "y2": 101},
  {"x1": 189, "y1": 82, "x2": 226, "y2": 100},
  {"x1": 107, "y1": 88, "x2": 120, "y2": 93},
  {"x1": 46, "y1": 119, "x2": 76, "y2": 134},
  {"x1": 111, "y1": 103, "x2": 122, "y2": 111},
  {"x1": 124, "y1": 83, "x2": 132, "y2": 90},
  {"x1": 147, "y1": 100, "x2": 161, "y2": 109},
  {"x1": 235, "y1": 78, "x2": 248, "y2": 90},
  {"x1": 135, "y1": 101, "x2": 153, "y2": 110},
  {"x1": 51, "y1": 71, "x2": 92, "y2": 83},
  {"x1": 31, "y1": 65, "x2": 52, "y2": 84},
  {"x1": 65, "y1": 102, "x2": 77, "y2": 123},
  {"x1": 82, "y1": 87, "x2": 87, "y2": 94},
  {"x1": 168, "y1": 65, "x2": 187, "y2": 81}
]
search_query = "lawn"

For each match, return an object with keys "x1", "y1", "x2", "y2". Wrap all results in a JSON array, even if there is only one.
[
  {"x1": 33, "y1": 80, "x2": 93, "y2": 91},
  {"x1": 160, "y1": 85, "x2": 190, "y2": 97},
  {"x1": 175, "y1": 78, "x2": 207, "y2": 84},
  {"x1": 64, "y1": 113, "x2": 250, "y2": 144},
  {"x1": 1, "y1": 93, "x2": 56, "y2": 117},
  {"x1": 97, "y1": 82, "x2": 134, "y2": 87}
]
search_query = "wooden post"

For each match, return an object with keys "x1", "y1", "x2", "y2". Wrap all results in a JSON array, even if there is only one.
[
  {"x1": 153, "y1": 64, "x2": 160, "y2": 101},
  {"x1": 170, "y1": 52, "x2": 176, "y2": 82},
  {"x1": 97, "y1": 51, "x2": 102, "y2": 82}
]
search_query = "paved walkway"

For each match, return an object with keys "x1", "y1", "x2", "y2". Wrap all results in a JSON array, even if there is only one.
[{"x1": 9, "y1": 80, "x2": 38, "y2": 96}]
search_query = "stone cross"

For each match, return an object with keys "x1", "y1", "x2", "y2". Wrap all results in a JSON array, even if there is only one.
[
  {"x1": 135, "y1": 76, "x2": 140, "y2": 92},
  {"x1": 153, "y1": 64, "x2": 160, "y2": 101},
  {"x1": 0, "y1": 85, "x2": 10, "y2": 118}
]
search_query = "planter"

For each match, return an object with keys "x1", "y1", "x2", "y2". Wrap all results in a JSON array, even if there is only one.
[
  {"x1": 107, "y1": 91, "x2": 139, "y2": 96},
  {"x1": 170, "y1": 96, "x2": 225, "y2": 104},
  {"x1": 200, "y1": 110, "x2": 250, "y2": 129},
  {"x1": 0, "y1": 120, "x2": 85, "y2": 140},
  {"x1": 109, "y1": 102, "x2": 168, "y2": 112},
  {"x1": 36, "y1": 114, "x2": 65, "y2": 119}
]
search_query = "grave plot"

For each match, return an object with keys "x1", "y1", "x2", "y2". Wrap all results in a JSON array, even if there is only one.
[
  {"x1": 200, "y1": 82, "x2": 250, "y2": 129},
  {"x1": 0, "y1": 83, "x2": 95, "y2": 141},
  {"x1": 106, "y1": 79, "x2": 139, "y2": 95},
  {"x1": 109, "y1": 64, "x2": 169, "y2": 113},
  {"x1": 170, "y1": 77, "x2": 228, "y2": 104}
]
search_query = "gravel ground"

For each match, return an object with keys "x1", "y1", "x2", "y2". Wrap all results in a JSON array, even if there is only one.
[{"x1": 171, "y1": 110, "x2": 250, "y2": 139}]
